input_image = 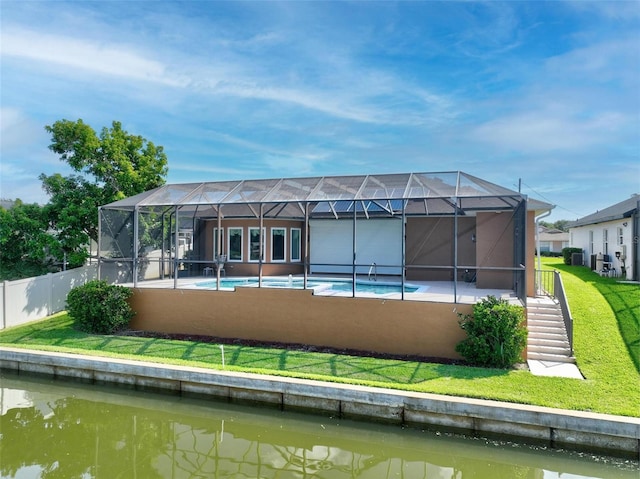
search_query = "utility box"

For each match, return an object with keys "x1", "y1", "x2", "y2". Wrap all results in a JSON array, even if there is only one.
[{"x1": 571, "y1": 252, "x2": 584, "y2": 266}]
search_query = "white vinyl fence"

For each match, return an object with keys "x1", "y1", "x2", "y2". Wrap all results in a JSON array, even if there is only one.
[{"x1": 0, "y1": 264, "x2": 97, "y2": 330}]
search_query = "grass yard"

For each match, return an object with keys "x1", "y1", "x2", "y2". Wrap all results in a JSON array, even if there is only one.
[{"x1": 1, "y1": 257, "x2": 638, "y2": 417}]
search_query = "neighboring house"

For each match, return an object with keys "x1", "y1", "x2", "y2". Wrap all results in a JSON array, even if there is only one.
[
  {"x1": 537, "y1": 226, "x2": 569, "y2": 254},
  {"x1": 568, "y1": 194, "x2": 639, "y2": 281}
]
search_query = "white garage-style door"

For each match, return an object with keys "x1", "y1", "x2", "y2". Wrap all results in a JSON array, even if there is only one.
[{"x1": 309, "y1": 218, "x2": 403, "y2": 275}]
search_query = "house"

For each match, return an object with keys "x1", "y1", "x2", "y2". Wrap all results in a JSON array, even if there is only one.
[
  {"x1": 537, "y1": 226, "x2": 569, "y2": 255},
  {"x1": 568, "y1": 194, "x2": 639, "y2": 281},
  {"x1": 98, "y1": 171, "x2": 553, "y2": 360}
]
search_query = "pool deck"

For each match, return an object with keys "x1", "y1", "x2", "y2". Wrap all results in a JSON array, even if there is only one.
[
  {"x1": 1, "y1": 346, "x2": 638, "y2": 460},
  {"x1": 128, "y1": 275, "x2": 521, "y2": 305}
]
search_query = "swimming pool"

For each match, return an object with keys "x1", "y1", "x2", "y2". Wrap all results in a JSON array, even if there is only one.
[{"x1": 194, "y1": 277, "x2": 421, "y2": 295}]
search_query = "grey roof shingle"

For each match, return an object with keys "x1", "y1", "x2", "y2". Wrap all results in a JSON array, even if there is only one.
[{"x1": 570, "y1": 194, "x2": 640, "y2": 228}]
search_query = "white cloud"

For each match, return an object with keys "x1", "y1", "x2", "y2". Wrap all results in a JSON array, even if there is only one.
[
  {"x1": 1, "y1": 28, "x2": 190, "y2": 87},
  {"x1": 470, "y1": 109, "x2": 630, "y2": 153}
]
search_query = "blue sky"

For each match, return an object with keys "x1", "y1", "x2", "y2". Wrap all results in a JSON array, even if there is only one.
[{"x1": 1, "y1": 1, "x2": 638, "y2": 222}]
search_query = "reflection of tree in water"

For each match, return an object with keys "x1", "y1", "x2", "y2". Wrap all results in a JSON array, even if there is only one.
[
  {"x1": 1, "y1": 391, "x2": 541, "y2": 479},
  {"x1": 0, "y1": 397, "x2": 167, "y2": 479}
]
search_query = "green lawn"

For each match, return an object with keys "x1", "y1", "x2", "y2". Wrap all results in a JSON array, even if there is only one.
[{"x1": 1, "y1": 258, "x2": 638, "y2": 417}]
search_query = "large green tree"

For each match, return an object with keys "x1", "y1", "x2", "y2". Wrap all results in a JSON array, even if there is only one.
[
  {"x1": 0, "y1": 200, "x2": 60, "y2": 279},
  {"x1": 39, "y1": 119, "x2": 168, "y2": 266}
]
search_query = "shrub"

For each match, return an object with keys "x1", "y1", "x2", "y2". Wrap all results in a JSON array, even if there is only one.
[
  {"x1": 66, "y1": 280, "x2": 135, "y2": 334},
  {"x1": 562, "y1": 247, "x2": 583, "y2": 265},
  {"x1": 455, "y1": 296, "x2": 527, "y2": 368}
]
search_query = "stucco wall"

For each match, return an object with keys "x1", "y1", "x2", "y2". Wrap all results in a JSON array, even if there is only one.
[
  {"x1": 405, "y1": 217, "x2": 476, "y2": 281},
  {"x1": 570, "y1": 220, "x2": 635, "y2": 280},
  {"x1": 475, "y1": 212, "x2": 515, "y2": 289},
  {"x1": 129, "y1": 288, "x2": 473, "y2": 360}
]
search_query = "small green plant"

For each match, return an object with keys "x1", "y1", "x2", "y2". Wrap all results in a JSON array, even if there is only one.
[
  {"x1": 456, "y1": 296, "x2": 527, "y2": 368},
  {"x1": 66, "y1": 280, "x2": 135, "y2": 334}
]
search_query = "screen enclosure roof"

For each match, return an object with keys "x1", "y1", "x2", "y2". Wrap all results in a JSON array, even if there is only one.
[{"x1": 102, "y1": 171, "x2": 552, "y2": 216}]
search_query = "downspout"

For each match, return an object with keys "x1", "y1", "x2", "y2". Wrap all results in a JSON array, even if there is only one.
[
  {"x1": 535, "y1": 207, "x2": 554, "y2": 295},
  {"x1": 535, "y1": 208, "x2": 554, "y2": 272}
]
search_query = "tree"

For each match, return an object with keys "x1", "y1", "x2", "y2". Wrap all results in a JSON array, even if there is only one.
[
  {"x1": 539, "y1": 220, "x2": 570, "y2": 232},
  {"x1": 39, "y1": 119, "x2": 168, "y2": 265},
  {"x1": 0, "y1": 200, "x2": 60, "y2": 279}
]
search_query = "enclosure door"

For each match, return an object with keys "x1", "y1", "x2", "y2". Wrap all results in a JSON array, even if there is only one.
[{"x1": 309, "y1": 218, "x2": 402, "y2": 275}]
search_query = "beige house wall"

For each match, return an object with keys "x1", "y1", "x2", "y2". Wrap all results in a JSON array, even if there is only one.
[
  {"x1": 405, "y1": 217, "x2": 476, "y2": 281},
  {"x1": 475, "y1": 212, "x2": 515, "y2": 289},
  {"x1": 129, "y1": 287, "x2": 473, "y2": 360}
]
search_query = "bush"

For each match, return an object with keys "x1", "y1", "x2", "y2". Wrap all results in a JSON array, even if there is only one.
[
  {"x1": 562, "y1": 247, "x2": 583, "y2": 265},
  {"x1": 455, "y1": 296, "x2": 527, "y2": 368},
  {"x1": 66, "y1": 280, "x2": 135, "y2": 334}
]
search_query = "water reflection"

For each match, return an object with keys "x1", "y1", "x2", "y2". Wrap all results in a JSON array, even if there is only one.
[{"x1": 1, "y1": 370, "x2": 637, "y2": 479}]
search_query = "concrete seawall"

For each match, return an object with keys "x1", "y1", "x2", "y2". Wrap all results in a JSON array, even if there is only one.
[{"x1": 1, "y1": 346, "x2": 638, "y2": 459}]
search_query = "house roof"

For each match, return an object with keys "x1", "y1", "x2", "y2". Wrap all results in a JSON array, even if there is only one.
[
  {"x1": 570, "y1": 194, "x2": 640, "y2": 228},
  {"x1": 538, "y1": 230, "x2": 569, "y2": 242},
  {"x1": 101, "y1": 171, "x2": 553, "y2": 218}
]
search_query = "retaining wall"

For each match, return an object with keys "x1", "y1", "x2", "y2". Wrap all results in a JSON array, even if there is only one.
[
  {"x1": 1, "y1": 346, "x2": 638, "y2": 459},
  {"x1": 129, "y1": 287, "x2": 474, "y2": 360}
]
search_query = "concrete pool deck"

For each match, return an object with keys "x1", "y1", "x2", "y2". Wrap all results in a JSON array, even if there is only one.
[
  {"x1": 1, "y1": 346, "x2": 638, "y2": 460},
  {"x1": 128, "y1": 275, "x2": 521, "y2": 304}
]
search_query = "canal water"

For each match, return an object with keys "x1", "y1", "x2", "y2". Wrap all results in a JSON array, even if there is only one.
[{"x1": 1, "y1": 370, "x2": 637, "y2": 479}]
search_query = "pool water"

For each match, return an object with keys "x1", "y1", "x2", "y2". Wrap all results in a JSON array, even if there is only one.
[{"x1": 195, "y1": 277, "x2": 419, "y2": 294}]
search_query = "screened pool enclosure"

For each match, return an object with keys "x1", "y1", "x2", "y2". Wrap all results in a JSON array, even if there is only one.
[{"x1": 98, "y1": 171, "x2": 542, "y2": 303}]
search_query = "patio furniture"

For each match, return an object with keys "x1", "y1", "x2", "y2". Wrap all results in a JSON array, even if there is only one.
[{"x1": 214, "y1": 254, "x2": 226, "y2": 276}]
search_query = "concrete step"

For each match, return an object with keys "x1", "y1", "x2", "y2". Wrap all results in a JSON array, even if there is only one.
[
  {"x1": 528, "y1": 311, "x2": 562, "y2": 320},
  {"x1": 527, "y1": 297, "x2": 574, "y2": 364},
  {"x1": 529, "y1": 315, "x2": 565, "y2": 324},
  {"x1": 527, "y1": 351, "x2": 575, "y2": 363},
  {"x1": 528, "y1": 338, "x2": 570, "y2": 348},
  {"x1": 527, "y1": 306, "x2": 561, "y2": 314},
  {"x1": 527, "y1": 324, "x2": 567, "y2": 337},
  {"x1": 528, "y1": 343, "x2": 571, "y2": 356},
  {"x1": 528, "y1": 331, "x2": 569, "y2": 344}
]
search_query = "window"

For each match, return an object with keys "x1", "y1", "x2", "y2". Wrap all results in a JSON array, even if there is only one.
[
  {"x1": 291, "y1": 228, "x2": 301, "y2": 262},
  {"x1": 618, "y1": 227, "x2": 624, "y2": 245},
  {"x1": 589, "y1": 231, "x2": 594, "y2": 256},
  {"x1": 249, "y1": 227, "x2": 265, "y2": 261},
  {"x1": 213, "y1": 227, "x2": 224, "y2": 258},
  {"x1": 228, "y1": 228, "x2": 243, "y2": 261},
  {"x1": 271, "y1": 227, "x2": 286, "y2": 262},
  {"x1": 602, "y1": 229, "x2": 608, "y2": 255}
]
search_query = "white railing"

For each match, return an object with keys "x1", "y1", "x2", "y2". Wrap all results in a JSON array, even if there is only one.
[{"x1": 0, "y1": 265, "x2": 97, "y2": 330}]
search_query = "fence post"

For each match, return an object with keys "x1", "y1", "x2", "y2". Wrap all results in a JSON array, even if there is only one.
[
  {"x1": 2, "y1": 281, "x2": 6, "y2": 330},
  {"x1": 48, "y1": 273, "x2": 54, "y2": 317}
]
